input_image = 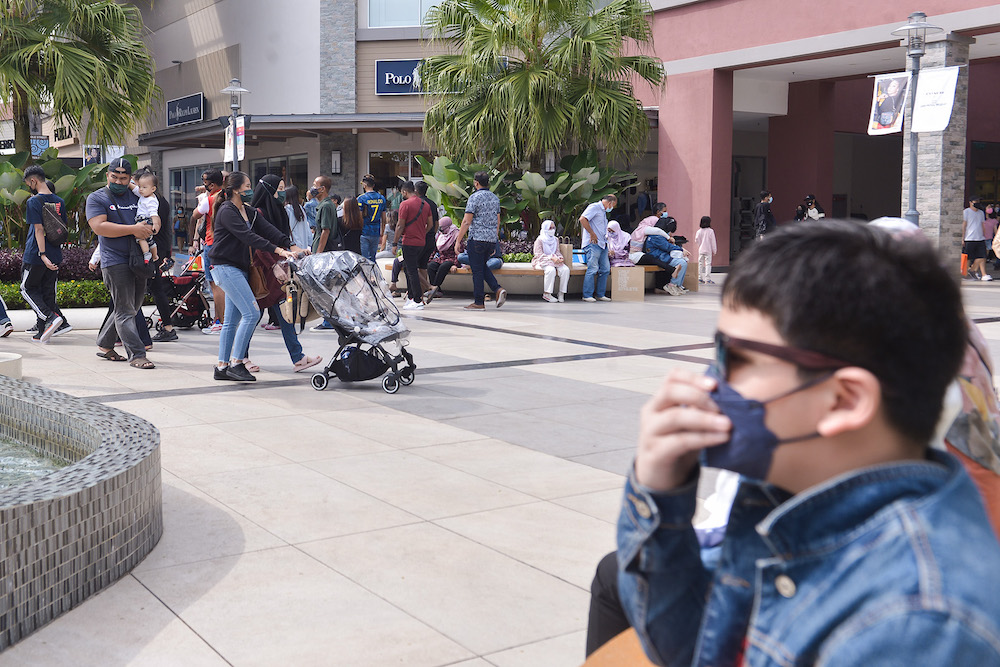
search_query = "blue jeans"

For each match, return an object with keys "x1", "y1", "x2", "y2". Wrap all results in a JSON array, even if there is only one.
[
  {"x1": 467, "y1": 239, "x2": 501, "y2": 305},
  {"x1": 583, "y1": 243, "x2": 610, "y2": 298},
  {"x1": 243, "y1": 306, "x2": 303, "y2": 363},
  {"x1": 212, "y1": 263, "x2": 259, "y2": 364},
  {"x1": 457, "y1": 253, "x2": 502, "y2": 271},
  {"x1": 202, "y1": 246, "x2": 213, "y2": 283},
  {"x1": 668, "y1": 257, "x2": 687, "y2": 286},
  {"x1": 360, "y1": 235, "x2": 380, "y2": 262}
]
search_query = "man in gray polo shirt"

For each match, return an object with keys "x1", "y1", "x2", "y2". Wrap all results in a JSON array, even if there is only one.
[
  {"x1": 963, "y1": 196, "x2": 991, "y2": 281},
  {"x1": 86, "y1": 158, "x2": 156, "y2": 368},
  {"x1": 579, "y1": 194, "x2": 616, "y2": 301},
  {"x1": 455, "y1": 171, "x2": 508, "y2": 310}
]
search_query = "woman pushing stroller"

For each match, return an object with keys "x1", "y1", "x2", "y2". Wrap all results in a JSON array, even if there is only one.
[{"x1": 209, "y1": 171, "x2": 315, "y2": 382}]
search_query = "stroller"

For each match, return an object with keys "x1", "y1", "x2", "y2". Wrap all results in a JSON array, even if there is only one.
[
  {"x1": 288, "y1": 252, "x2": 416, "y2": 394},
  {"x1": 146, "y1": 255, "x2": 213, "y2": 331}
]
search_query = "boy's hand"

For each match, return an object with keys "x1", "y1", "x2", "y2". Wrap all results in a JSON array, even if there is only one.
[{"x1": 635, "y1": 370, "x2": 731, "y2": 492}]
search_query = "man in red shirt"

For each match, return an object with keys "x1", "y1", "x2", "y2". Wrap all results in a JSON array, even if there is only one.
[
  {"x1": 394, "y1": 181, "x2": 431, "y2": 310},
  {"x1": 188, "y1": 169, "x2": 225, "y2": 330}
]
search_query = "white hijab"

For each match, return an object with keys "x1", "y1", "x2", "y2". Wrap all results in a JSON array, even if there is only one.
[{"x1": 539, "y1": 219, "x2": 559, "y2": 255}]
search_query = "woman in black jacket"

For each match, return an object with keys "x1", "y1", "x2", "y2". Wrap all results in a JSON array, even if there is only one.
[{"x1": 210, "y1": 171, "x2": 300, "y2": 381}]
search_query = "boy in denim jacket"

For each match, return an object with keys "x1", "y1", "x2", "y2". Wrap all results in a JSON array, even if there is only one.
[{"x1": 618, "y1": 221, "x2": 1000, "y2": 665}]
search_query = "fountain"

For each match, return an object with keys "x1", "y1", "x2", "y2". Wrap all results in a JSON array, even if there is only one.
[{"x1": 0, "y1": 376, "x2": 162, "y2": 649}]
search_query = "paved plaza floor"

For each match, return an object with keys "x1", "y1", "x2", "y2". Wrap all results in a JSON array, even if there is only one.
[{"x1": 2, "y1": 278, "x2": 1000, "y2": 666}]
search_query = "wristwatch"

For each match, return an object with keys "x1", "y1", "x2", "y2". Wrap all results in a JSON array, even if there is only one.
[{"x1": 39, "y1": 251, "x2": 46, "y2": 256}]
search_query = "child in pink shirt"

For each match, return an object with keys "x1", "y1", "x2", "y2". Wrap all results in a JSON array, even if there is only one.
[{"x1": 694, "y1": 216, "x2": 717, "y2": 284}]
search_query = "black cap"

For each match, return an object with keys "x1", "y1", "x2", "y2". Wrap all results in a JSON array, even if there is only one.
[{"x1": 109, "y1": 157, "x2": 133, "y2": 175}]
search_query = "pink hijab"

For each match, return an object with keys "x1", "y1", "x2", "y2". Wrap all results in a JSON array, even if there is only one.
[
  {"x1": 631, "y1": 214, "x2": 660, "y2": 248},
  {"x1": 607, "y1": 220, "x2": 631, "y2": 255},
  {"x1": 436, "y1": 216, "x2": 459, "y2": 251}
]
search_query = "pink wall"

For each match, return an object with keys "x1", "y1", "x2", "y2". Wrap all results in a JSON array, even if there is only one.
[
  {"x1": 767, "y1": 81, "x2": 835, "y2": 221},
  {"x1": 658, "y1": 69, "x2": 734, "y2": 265},
  {"x1": 968, "y1": 59, "x2": 1000, "y2": 141},
  {"x1": 649, "y1": 0, "x2": 988, "y2": 63}
]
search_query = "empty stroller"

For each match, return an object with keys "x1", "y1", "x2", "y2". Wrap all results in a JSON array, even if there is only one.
[
  {"x1": 146, "y1": 255, "x2": 213, "y2": 331},
  {"x1": 288, "y1": 252, "x2": 416, "y2": 394}
]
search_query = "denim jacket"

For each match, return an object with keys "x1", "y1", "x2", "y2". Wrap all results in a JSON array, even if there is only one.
[{"x1": 617, "y1": 450, "x2": 1000, "y2": 666}]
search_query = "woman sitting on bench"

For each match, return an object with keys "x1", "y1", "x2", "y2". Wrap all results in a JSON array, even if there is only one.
[
  {"x1": 532, "y1": 219, "x2": 569, "y2": 302},
  {"x1": 423, "y1": 217, "x2": 459, "y2": 303}
]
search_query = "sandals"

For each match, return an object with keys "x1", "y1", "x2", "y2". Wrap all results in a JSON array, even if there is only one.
[
  {"x1": 243, "y1": 359, "x2": 260, "y2": 373},
  {"x1": 129, "y1": 358, "x2": 155, "y2": 370},
  {"x1": 96, "y1": 349, "x2": 127, "y2": 362},
  {"x1": 293, "y1": 355, "x2": 323, "y2": 372}
]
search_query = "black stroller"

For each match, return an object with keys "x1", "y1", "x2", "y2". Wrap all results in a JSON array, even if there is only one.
[
  {"x1": 146, "y1": 255, "x2": 213, "y2": 331},
  {"x1": 289, "y1": 252, "x2": 416, "y2": 394}
]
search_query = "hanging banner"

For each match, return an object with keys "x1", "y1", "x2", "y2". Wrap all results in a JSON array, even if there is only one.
[
  {"x1": 236, "y1": 115, "x2": 245, "y2": 161},
  {"x1": 910, "y1": 66, "x2": 960, "y2": 133},
  {"x1": 868, "y1": 72, "x2": 911, "y2": 135},
  {"x1": 224, "y1": 121, "x2": 233, "y2": 161}
]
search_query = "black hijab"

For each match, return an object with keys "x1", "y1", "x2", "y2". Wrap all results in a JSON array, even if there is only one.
[{"x1": 250, "y1": 174, "x2": 290, "y2": 237}]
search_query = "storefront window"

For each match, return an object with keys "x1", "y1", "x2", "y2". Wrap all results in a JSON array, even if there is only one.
[
  {"x1": 369, "y1": 151, "x2": 411, "y2": 189},
  {"x1": 168, "y1": 163, "x2": 223, "y2": 216},
  {"x1": 250, "y1": 154, "x2": 308, "y2": 191},
  {"x1": 369, "y1": 0, "x2": 442, "y2": 28}
]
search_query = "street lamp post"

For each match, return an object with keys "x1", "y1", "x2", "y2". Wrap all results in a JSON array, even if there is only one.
[
  {"x1": 892, "y1": 12, "x2": 942, "y2": 226},
  {"x1": 220, "y1": 78, "x2": 249, "y2": 172}
]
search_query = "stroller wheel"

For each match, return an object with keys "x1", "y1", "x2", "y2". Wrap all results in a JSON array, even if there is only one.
[
  {"x1": 311, "y1": 373, "x2": 329, "y2": 391},
  {"x1": 382, "y1": 374, "x2": 400, "y2": 394},
  {"x1": 145, "y1": 316, "x2": 155, "y2": 331},
  {"x1": 154, "y1": 318, "x2": 164, "y2": 332},
  {"x1": 399, "y1": 367, "x2": 415, "y2": 386}
]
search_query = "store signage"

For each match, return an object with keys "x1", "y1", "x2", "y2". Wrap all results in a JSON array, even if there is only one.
[
  {"x1": 166, "y1": 92, "x2": 204, "y2": 127},
  {"x1": 375, "y1": 59, "x2": 424, "y2": 96}
]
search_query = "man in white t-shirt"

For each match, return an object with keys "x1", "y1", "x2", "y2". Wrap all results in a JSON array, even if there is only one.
[{"x1": 963, "y1": 197, "x2": 991, "y2": 281}]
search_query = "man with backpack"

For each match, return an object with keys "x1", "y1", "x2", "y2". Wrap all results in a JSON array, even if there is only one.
[{"x1": 21, "y1": 165, "x2": 71, "y2": 342}]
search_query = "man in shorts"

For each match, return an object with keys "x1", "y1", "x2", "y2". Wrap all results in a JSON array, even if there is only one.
[{"x1": 964, "y1": 196, "x2": 991, "y2": 281}]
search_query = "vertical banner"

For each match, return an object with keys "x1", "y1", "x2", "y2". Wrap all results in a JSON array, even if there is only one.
[
  {"x1": 224, "y1": 121, "x2": 233, "y2": 161},
  {"x1": 868, "y1": 72, "x2": 911, "y2": 135},
  {"x1": 910, "y1": 66, "x2": 960, "y2": 133},
  {"x1": 236, "y1": 115, "x2": 246, "y2": 161}
]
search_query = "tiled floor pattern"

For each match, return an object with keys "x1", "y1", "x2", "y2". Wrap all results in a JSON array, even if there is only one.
[{"x1": 3, "y1": 280, "x2": 1000, "y2": 665}]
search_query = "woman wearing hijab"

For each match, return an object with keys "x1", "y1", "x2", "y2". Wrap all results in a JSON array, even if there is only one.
[
  {"x1": 423, "y1": 216, "x2": 459, "y2": 303},
  {"x1": 340, "y1": 197, "x2": 364, "y2": 254},
  {"x1": 253, "y1": 174, "x2": 290, "y2": 238},
  {"x1": 532, "y1": 220, "x2": 569, "y2": 303},
  {"x1": 284, "y1": 186, "x2": 312, "y2": 250},
  {"x1": 606, "y1": 220, "x2": 634, "y2": 267}
]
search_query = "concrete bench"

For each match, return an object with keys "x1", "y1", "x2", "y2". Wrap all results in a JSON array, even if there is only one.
[{"x1": 378, "y1": 260, "x2": 698, "y2": 296}]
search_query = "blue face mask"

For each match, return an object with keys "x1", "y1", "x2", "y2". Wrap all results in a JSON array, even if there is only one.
[{"x1": 700, "y1": 366, "x2": 825, "y2": 480}]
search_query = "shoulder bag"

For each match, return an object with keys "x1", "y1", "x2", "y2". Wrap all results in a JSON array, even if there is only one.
[{"x1": 41, "y1": 201, "x2": 68, "y2": 245}]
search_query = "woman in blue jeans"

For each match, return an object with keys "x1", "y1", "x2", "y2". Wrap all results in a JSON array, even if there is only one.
[{"x1": 208, "y1": 172, "x2": 301, "y2": 381}]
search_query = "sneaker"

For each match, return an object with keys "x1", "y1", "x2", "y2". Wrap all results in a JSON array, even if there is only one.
[
  {"x1": 982, "y1": 274, "x2": 994, "y2": 282},
  {"x1": 495, "y1": 288, "x2": 508, "y2": 309},
  {"x1": 699, "y1": 278, "x2": 706, "y2": 284},
  {"x1": 25, "y1": 323, "x2": 38, "y2": 335},
  {"x1": 542, "y1": 294, "x2": 558, "y2": 303},
  {"x1": 39, "y1": 314, "x2": 64, "y2": 343},
  {"x1": 214, "y1": 365, "x2": 234, "y2": 381},
  {"x1": 557, "y1": 293, "x2": 565, "y2": 303},
  {"x1": 582, "y1": 296, "x2": 597, "y2": 302},
  {"x1": 310, "y1": 321, "x2": 337, "y2": 332},
  {"x1": 151, "y1": 329, "x2": 179, "y2": 342},
  {"x1": 402, "y1": 299, "x2": 425, "y2": 310},
  {"x1": 0, "y1": 321, "x2": 11, "y2": 338},
  {"x1": 597, "y1": 296, "x2": 612, "y2": 302},
  {"x1": 201, "y1": 320, "x2": 222, "y2": 334},
  {"x1": 260, "y1": 323, "x2": 281, "y2": 331},
  {"x1": 705, "y1": 278, "x2": 716, "y2": 285},
  {"x1": 51, "y1": 321, "x2": 72, "y2": 337},
  {"x1": 225, "y1": 362, "x2": 256, "y2": 382},
  {"x1": 666, "y1": 284, "x2": 684, "y2": 296},
  {"x1": 463, "y1": 303, "x2": 486, "y2": 311}
]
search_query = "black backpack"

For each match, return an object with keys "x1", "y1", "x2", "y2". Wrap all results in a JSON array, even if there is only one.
[{"x1": 41, "y1": 201, "x2": 68, "y2": 245}]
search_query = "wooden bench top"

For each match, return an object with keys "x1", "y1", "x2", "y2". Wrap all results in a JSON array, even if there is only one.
[{"x1": 379, "y1": 261, "x2": 661, "y2": 276}]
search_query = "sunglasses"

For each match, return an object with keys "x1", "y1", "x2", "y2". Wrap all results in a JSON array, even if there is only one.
[{"x1": 714, "y1": 331, "x2": 848, "y2": 379}]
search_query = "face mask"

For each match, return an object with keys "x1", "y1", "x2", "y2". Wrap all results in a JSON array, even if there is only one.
[
  {"x1": 605, "y1": 207, "x2": 613, "y2": 213},
  {"x1": 543, "y1": 227, "x2": 555, "y2": 237},
  {"x1": 768, "y1": 196, "x2": 774, "y2": 204},
  {"x1": 988, "y1": 207, "x2": 994, "y2": 215},
  {"x1": 240, "y1": 190, "x2": 254, "y2": 204},
  {"x1": 700, "y1": 366, "x2": 824, "y2": 480},
  {"x1": 109, "y1": 182, "x2": 129, "y2": 196},
  {"x1": 276, "y1": 191, "x2": 286, "y2": 204},
  {"x1": 660, "y1": 212, "x2": 669, "y2": 218}
]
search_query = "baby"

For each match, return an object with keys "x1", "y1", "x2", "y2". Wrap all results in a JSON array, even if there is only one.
[{"x1": 131, "y1": 171, "x2": 160, "y2": 264}]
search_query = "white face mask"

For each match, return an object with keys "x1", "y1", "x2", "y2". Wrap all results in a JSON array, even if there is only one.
[{"x1": 543, "y1": 228, "x2": 555, "y2": 237}]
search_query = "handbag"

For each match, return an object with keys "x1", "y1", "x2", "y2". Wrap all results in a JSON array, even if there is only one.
[
  {"x1": 248, "y1": 246, "x2": 270, "y2": 300},
  {"x1": 41, "y1": 202, "x2": 68, "y2": 245},
  {"x1": 251, "y1": 249, "x2": 285, "y2": 309}
]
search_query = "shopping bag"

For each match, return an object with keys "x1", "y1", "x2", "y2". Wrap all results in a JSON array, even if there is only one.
[{"x1": 558, "y1": 236, "x2": 574, "y2": 268}]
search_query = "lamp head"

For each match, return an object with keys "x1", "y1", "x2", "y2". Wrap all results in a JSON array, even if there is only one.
[{"x1": 891, "y1": 12, "x2": 943, "y2": 58}]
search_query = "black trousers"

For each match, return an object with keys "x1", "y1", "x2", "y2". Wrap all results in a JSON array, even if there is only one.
[
  {"x1": 418, "y1": 228, "x2": 435, "y2": 269},
  {"x1": 636, "y1": 254, "x2": 672, "y2": 289},
  {"x1": 148, "y1": 266, "x2": 173, "y2": 329},
  {"x1": 586, "y1": 551, "x2": 631, "y2": 657},
  {"x1": 20, "y1": 263, "x2": 63, "y2": 325},
  {"x1": 401, "y1": 244, "x2": 423, "y2": 301},
  {"x1": 427, "y1": 260, "x2": 454, "y2": 288}
]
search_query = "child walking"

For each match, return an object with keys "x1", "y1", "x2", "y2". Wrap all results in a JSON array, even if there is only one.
[{"x1": 695, "y1": 215, "x2": 717, "y2": 284}]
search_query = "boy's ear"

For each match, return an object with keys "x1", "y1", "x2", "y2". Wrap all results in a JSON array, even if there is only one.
[{"x1": 816, "y1": 367, "x2": 881, "y2": 438}]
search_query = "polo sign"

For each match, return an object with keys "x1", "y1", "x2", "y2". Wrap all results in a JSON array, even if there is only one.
[
  {"x1": 375, "y1": 60, "x2": 424, "y2": 96},
  {"x1": 166, "y1": 92, "x2": 204, "y2": 127}
]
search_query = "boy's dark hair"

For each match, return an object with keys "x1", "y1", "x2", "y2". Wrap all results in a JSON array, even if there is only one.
[
  {"x1": 760, "y1": 190, "x2": 770, "y2": 201},
  {"x1": 331, "y1": 194, "x2": 343, "y2": 205},
  {"x1": 401, "y1": 181, "x2": 416, "y2": 193},
  {"x1": 138, "y1": 172, "x2": 158, "y2": 188},
  {"x1": 700, "y1": 216, "x2": 712, "y2": 228},
  {"x1": 202, "y1": 169, "x2": 224, "y2": 187},
  {"x1": 415, "y1": 181, "x2": 429, "y2": 196},
  {"x1": 23, "y1": 165, "x2": 46, "y2": 182},
  {"x1": 474, "y1": 171, "x2": 489, "y2": 188},
  {"x1": 722, "y1": 220, "x2": 966, "y2": 445}
]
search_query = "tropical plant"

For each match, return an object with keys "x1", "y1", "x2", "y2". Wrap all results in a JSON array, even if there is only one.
[
  {"x1": 422, "y1": 0, "x2": 663, "y2": 170},
  {"x1": 0, "y1": 0, "x2": 159, "y2": 155},
  {"x1": 514, "y1": 150, "x2": 634, "y2": 236},
  {"x1": 414, "y1": 155, "x2": 527, "y2": 233},
  {"x1": 0, "y1": 148, "x2": 112, "y2": 249}
]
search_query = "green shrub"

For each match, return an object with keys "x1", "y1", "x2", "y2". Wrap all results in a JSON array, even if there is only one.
[
  {"x1": 0, "y1": 279, "x2": 112, "y2": 309},
  {"x1": 502, "y1": 252, "x2": 534, "y2": 263}
]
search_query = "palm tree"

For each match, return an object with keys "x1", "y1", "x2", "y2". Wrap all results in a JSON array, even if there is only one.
[
  {"x1": 422, "y1": 0, "x2": 663, "y2": 170},
  {"x1": 0, "y1": 0, "x2": 158, "y2": 156}
]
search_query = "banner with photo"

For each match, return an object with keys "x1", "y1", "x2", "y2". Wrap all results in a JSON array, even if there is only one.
[{"x1": 868, "y1": 72, "x2": 911, "y2": 136}]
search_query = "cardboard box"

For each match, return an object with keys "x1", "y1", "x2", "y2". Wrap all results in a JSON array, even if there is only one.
[{"x1": 611, "y1": 266, "x2": 645, "y2": 302}]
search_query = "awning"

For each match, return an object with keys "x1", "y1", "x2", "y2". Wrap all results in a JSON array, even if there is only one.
[{"x1": 137, "y1": 112, "x2": 428, "y2": 149}]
